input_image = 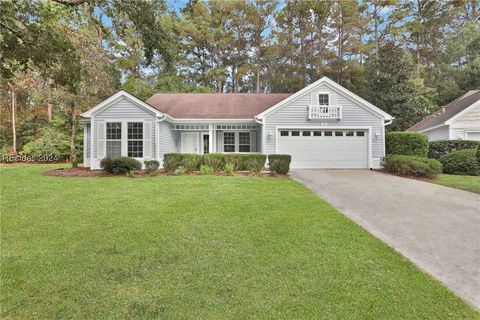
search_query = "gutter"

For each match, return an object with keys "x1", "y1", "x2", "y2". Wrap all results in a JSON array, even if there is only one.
[{"x1": 254, "y1": 116, "x2": 263, "y2": 124}]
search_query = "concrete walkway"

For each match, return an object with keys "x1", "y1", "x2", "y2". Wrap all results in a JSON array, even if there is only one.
[{"x1": 291, "y1": 170, "x2": 480, "y2": 309}]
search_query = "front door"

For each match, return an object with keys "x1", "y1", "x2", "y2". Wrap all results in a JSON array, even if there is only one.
[{"x1": 181, "y1": 133, "x2": 199, "y2": 153}]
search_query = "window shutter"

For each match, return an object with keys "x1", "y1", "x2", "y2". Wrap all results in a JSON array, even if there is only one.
[
  {"x1": 97, "y1": 121, "x2": 105, "y2": 158},
  {"x1": 143, "y1": 121, "x2": 152, "y2": 159},
  {"x1": 250, "y1": 131, "x2": 256, "y2": 152},
  {"x1": 330, "y1": 93, "x2": 337, "y2": 106},
  {"x1": 218, "y1": 132, "x2": 224, "y2": 152},
  {"x1": 310, "y1": 92, "x2": 318, "y2": 105}
]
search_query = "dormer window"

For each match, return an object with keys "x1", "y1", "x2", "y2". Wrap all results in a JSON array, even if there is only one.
[{"x1": 318, "y1": 94, "x2": 329, "y2": 106}]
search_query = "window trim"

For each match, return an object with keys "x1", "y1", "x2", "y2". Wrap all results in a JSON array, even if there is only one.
[
  {"x1": 238, "y1": 131, "x2": 251, "y2": 153},
  {"x1": 223, "y1": 131, "x2": 236, "y2": 153},
  {"x1": 318, "y1": 93, "x2": 330, "y2": 106},
  {"x1": 106, "y1": 122, "x2": 122, "y2": 158},
  {"x1": 127, "y1": 122, "x2": 143, "y2": 158}
]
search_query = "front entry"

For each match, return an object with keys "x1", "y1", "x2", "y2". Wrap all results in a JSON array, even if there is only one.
[{"x1": 181, "y1": 133, "x2": 199, "y2": 153}]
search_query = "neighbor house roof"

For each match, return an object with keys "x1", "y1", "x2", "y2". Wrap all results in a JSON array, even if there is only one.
[
  {"x1": 408, "y1": 90, "x2": 480, "y2": 131},
  {"x1": 146, "y1": 93, "x2": 292, "y2": 119}
]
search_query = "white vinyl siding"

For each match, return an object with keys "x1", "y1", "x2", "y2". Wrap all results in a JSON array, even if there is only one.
[
  {"x1": 91, "y1": 97, "x2": 157, "y2": 169},
  {"x1": 264, "y1": 82, "x2": 385, "y2": 167},
  {"x1": 425, "y1": 126, "x2": 449, "y2": 141},
  {"x1": 158, "y1": 121, "x2": 176, "y2": 166}
]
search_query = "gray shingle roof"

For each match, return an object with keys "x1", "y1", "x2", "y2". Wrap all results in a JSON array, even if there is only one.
[{"x1": 408, "y1": 90, "x2": 480, "y2": 131}]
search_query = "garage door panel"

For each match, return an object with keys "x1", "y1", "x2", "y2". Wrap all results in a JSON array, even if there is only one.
[{"x1": 277, "y1": 129, "x2": 368, "y2": 169}]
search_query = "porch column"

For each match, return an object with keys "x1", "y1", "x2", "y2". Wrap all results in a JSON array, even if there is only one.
[{"x1": 209, "y1": 124, "x2": 214, "y2": 153}]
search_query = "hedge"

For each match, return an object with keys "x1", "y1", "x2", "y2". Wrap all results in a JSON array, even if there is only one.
[
  {"x1": 382, "y1": 155, "x2": 442, "y2": 178},
  {"x1": 163, "y1": 153, "x2": 270, "y2": 173},
  {"x1": 439, "y1": 149, "x2": 479, "y2": 176},
  {"x1": 163, "y1": 153, "x2": 202, "y2": 173},
  {"x1": 268, "y1": 154, "x2": 291, "y2": 174},
  {"x1": 428, "y1": 140, "x2": 480, "y2": 160},
  {"x1": 386, "y1": 131, "x2": 429, "y2": 157}
]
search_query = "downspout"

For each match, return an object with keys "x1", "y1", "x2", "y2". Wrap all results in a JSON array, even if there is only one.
[{"x1": 254, "y1": 116, "x2": 265, "y2": 154}]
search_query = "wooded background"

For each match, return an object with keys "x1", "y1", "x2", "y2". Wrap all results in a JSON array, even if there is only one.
[{"x1": 1, "y1": 0, "x2": 479, "y2": 164}]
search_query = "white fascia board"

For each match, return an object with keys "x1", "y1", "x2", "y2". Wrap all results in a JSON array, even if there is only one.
[
  {"x1": 256, "y1": 76, "x2": 393, "y2": 120},
  {"x1": 445, "y1": 99, "x2": 480, "y2": 125},
  {"x1": 166, "y1": 118, "x2": 256, "y2": 124},
  {"x1": 81, "y1": 90, "x2": 164, "y2": 118},
  {"x1": 418, "y1": 123, "x2": 448, "y2": 132}
]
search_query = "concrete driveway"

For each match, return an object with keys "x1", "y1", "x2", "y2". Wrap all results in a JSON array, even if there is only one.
[{"x1": 291, "y1": 170, "x2": 480, "y2": 309}]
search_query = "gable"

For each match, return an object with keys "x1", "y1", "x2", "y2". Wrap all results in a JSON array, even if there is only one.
[
  {"x1": 256, "y1": 77, "x2": 391, "y2": 120},
  {"x1": 451, "y1": 103, "x2": 480, "y2": 125},
  {"x1": 81, "y1": 90, "x2": 163, "y2": 118},
  {"x1": 96, "y1": 97, "x2": 157, "y2": 119}
]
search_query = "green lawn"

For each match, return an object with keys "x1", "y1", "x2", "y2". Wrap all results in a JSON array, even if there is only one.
[
  {"x1": 1, "y1": 165, "x2": 478, "y2": 319},
  {"x1": 435, "y1": 174, "x2": 480, "y2": 194}
]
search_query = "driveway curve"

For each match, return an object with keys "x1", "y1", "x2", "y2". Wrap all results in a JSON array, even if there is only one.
[{"x1": 291, "y1": 169, "x2": 480, "y2": 309}]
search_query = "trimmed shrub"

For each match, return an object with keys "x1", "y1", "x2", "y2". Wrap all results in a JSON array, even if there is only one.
[
  {"x1": 144, "y1": 160, "x2": 160, "y2": 176},
  {"x1": 163, "y1": 153, "x2": 202, "y2": 173},
  {"x1": 386, "y1": 131, "x2": 429, "y2": 157},
  {"x1": 439, "y1": 149, "x2": 479, "y2": 176},
  {"x1": 200, "y1": 164, "x2": 214, "y2": 175},
  {"x1": 382, "y1": 155, "x2": 442, "y2": 178},
  {"x1": 100, "y1": 157, "x2": 114, "y2": 173},
  {"x1": 244, "y1": 154, "x2": 267, "y2": 172},
  {"x1": 225, "y1": 163, "x2": 234, "y2": 176},
  {"x1": 268, "y1": 154, "x2": 291, "y2": 174},
  {"x1": 428, "y1": 140, "x2": 480, "y2": 160},
  {"x1": 204, "y1": 153, "x2": 226, "y2": 171},
  {"x1": 477, "y1": 146, "x2": 480, "y2": 165},
  {"x1": 111, "y1": 157, "x2": 142, "y2": 175},
  {"x1": 174, "y1": 166, "x2": 186, "y2": 176}
]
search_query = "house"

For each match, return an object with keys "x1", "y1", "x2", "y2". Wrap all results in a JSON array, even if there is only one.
[
  {"x1": 81, "y1": 77, "x2": 393, "y2": 170},
  {"x1": 408, "y1": 90, "x2": 480, "y2": 141}
]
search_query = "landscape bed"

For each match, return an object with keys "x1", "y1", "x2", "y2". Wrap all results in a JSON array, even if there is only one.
[{"x1": 1, "y1": 164, "x2": 478, "y2": 319}]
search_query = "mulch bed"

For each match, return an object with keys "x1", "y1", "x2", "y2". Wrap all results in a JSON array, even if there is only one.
[{"x1": 44, "y1": 167, "x2": 288, "y2": 178}]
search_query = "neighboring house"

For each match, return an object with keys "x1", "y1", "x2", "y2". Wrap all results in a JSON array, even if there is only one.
[
  {"x1": 81, "y1": 77, "x2": 393, "y2": 170},
  {"x1": 408, "y1": 90, "x2": 480, "y2": 141}
]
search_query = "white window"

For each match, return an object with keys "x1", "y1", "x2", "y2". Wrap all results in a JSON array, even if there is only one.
[
  {"x1": 106, "y1": 122, "x2": 122, "y2": 158},
  {"x1": 239, "y1": 132, "x2": 250, "y2": 152},
  {"x1": 128, "y1": 122, "x2": 143, "y2": 157},
  {"x1": 318, "y1": 94, "x2": 329, "y2": 106},
  {"x1": 224, "y1": 132, "x2": 235, "y2": 153}
]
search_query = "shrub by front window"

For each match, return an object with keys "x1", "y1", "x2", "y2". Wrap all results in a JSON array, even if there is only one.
[
  {"x1": 439, "y1": 149, "x2": 480, "y2": 176},
  {"x1": 100, "y1": 157, "x2": 114, "y2": 173},
  {"x1": 144, "y1": 160, "x2": 160, "y2": 176},
  {"x1": 111, "y1": 157, "x2": 142, "y2": 175},
  {"x1": 386, "y1": 132, "x2": 429, "y2": 157},
  {"x1": 382, "y1": 155, "x2": 442, "y2": 178}
]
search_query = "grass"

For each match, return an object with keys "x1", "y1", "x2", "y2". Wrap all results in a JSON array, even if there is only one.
[
  {"x1": 1, "y1": 165, "x2": 479, "y2": 319},
  {"x1": 435, "y1": 174, "x2": 480, "y2": 194}
]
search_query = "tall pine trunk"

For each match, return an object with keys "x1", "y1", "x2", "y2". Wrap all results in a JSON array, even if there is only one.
[
  {"x1": 69, "y1": 103, "x2": 78, "y2": 168},
  {"x1": 11, "y1": 89, "x2": 17, "y2": 156}
]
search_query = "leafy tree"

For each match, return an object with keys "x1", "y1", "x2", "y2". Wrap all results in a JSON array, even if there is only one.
[{"x1": 365, "y1": 42, "x2": 435, "y2": 131}]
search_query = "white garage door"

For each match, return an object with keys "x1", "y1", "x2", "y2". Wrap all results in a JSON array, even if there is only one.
[{"x1": 277, "y1": 129, "x2": 369, "y2": 169}]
